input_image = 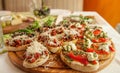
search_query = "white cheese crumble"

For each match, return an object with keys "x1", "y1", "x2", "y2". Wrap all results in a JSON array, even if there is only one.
[
  {"x1": 87, "y1": 52, "x2": 98, "y2": 61},
  {"x1": 63, "y1": 42, "x2": 77, "y2": 51},
  {"x1": 69, "y1": 42, "x2": 77, "y2": 50},
  {"x1": 98, "y1": 43, "x2": 110, "y2": 52},
  {"x1": 84, "y1": 38, "x2": 93, "y2": 48},
  {"x1": 64, "y1": 29, "x2": 79, "y2": 36}
]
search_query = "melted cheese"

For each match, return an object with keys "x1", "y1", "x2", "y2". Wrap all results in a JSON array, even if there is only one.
[
  {"x1": 64, "y1": 29, "x2": 79, "y2": 36},
  {"x1": 26, "y1": 41, "x2": 47, "y2": 54}
]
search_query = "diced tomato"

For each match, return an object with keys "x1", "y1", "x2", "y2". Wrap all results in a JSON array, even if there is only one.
[
  {"x1": 51, "y1": 29, "x2": 57, "y2": 36},
  {"x1": 27, "y1": 55, "x2": 32, "y2": 59},
  {"x1": 68, "y1": 52, "x2": 88, "y2": 65},
  {"x1": 99, "y1": 38, "x2": 107, "y2": 42},
  {"x1": 44, "y1": 51, "x2": 48, "y2": 55},
  {"x1": 91, "y1": 60, "x2": 97, "y2": 64},
  {"x1": 86, "y1": 48, "x2": 95, "y2": 52},
  {"x1": 26, "y1": 40, "x2": 32, "y2": 44},
  {"x1": 34, "y1": 53, "x2": 40, "y2": 59},
  {"x1": 56, "y1": 28, "x2": 63, "y2": 34},
  {"x1": 70, "y1": 25, "x2": 76, "y2": 28},
  {"x1": 93, "y1": 29, "x2": 101, "y2": 36},
  {"x1": 109, "y1": 46, "x2": 115, "y2": 52},
  {"x1": 29, "y1": 58, "x2": 36, "y2": 63},
  {"x1": 14, "y1": 40, "x2": 22, "y2": 46},
  {"x1": 96, "y1": 50, "x2": 109, "y2": 55},
  {"x1": 53, "y1": 39, "x2": 57, "y2": 43},
  {"x1": 77, "y1": 35, "x2": 83, "y2": 39}
]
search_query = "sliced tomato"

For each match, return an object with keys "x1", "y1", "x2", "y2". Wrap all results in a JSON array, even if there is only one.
[
  {"x1": 86, "y1": 48, "x2": 95, "y2": 52},
  {"x1": 99, "y1": 38, "x2": 107, "y2": 42},
  {"x1": 92, "y1": 38, "x2": 107, "y2": 43},
  {"x1": 109, "y1": 46, "x2": 115, "y2": 52},
  {"x1": 68, "y1": 52, "x2": 88, "y2": 65},
  {"x1": 91, "y1": 60, "x2": 97, "y2": 64},
  {"x1": 51, "y1": 29, "x2": 57, "y2": 36},
  {"x1": 92, "y1": 39, "x2": 99, "y2": 43},
  {"x1": 93, "y1": 29, "x2": 101, "y2": 36},
  {"x1": 34, "y1": 53, "x2": 40, "y2": 59},
  {"x1": 29, "y1": 58, "x2": 36, "y2": 63},
  {"x1": 96, "y1": 50, "x2": 109, "y2": 55},
  {"x1": 77, "y1": 35, "x2": 83, "y2": 39}
]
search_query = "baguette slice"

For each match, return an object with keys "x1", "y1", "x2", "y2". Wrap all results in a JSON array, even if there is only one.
[
  {"x1": 6, "y1": 45, "x2": 29, "y2": 51},
  {"x1": 60, "y1": 51, "x2": 99, "y2": 72},
  {"x1": 23, "y1": 41, "x2": 49, "y2": 68},
  {"x1": 23, "y1": 54, "x2": 49, "y2": 68}
]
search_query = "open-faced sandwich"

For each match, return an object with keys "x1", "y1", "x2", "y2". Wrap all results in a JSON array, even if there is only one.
[
  {"x1": 23, "y1": 41, "x2": 49, "y2": 68},
  {"x1": 6, "y1": 12, "x2": 115, "y2": 73},
  {"x1": 60, "y1": 49, "x2": 99, "y2": 72},
  {"x1": 5, "y1": 33, "x2": 35, "y2": 51}
]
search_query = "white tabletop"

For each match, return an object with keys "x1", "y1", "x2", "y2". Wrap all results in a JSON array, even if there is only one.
[{"x1": 0, "y1": 10, "x2": 120, "y2": 73}]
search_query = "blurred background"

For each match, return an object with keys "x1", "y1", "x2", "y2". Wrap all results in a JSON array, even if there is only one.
[{"x1": 0, "y1": 0, "x2": 120, "y2": 28}]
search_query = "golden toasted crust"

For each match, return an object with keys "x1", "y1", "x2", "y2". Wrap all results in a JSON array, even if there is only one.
[
  {"x1": 47, "y1": 46, "x2": 62, "y2": 54},
  {"x1": 6, "y1": 45, "x2": 29, "y2": 51}
]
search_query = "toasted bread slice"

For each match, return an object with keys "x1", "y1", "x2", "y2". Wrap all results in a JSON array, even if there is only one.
[
  {"x1": 6, "y1": 45, "x2": 29, "y2": 51},
  {"x1": 60, "y1": 52, "x2": 99, "y2": 72},
  {"x1": 23, "y1": 54, "x2": 49, "y2": 68},
  {"x1": 47, "y1": 46, "x2": 62, "y2": 54}
]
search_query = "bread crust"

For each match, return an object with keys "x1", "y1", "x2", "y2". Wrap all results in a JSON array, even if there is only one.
[
  {"x1": 60, "y1": 52, "x2": 99, "y2": 72},
  {"x1": 6, "y1": 45, "x2": 29, "y2": 51}
]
